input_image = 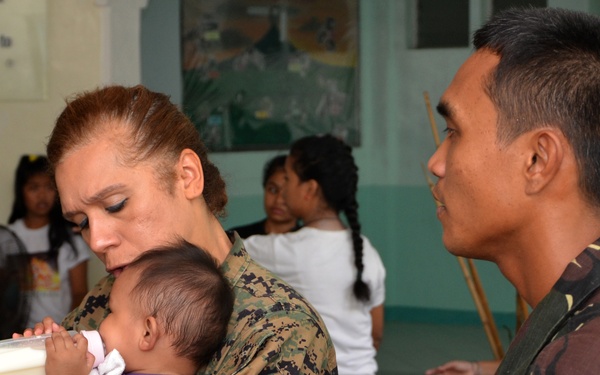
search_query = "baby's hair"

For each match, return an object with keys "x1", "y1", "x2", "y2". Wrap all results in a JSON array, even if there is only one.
[{"x1": 127, "y1": 239, "x2": 233, "y2": 369}]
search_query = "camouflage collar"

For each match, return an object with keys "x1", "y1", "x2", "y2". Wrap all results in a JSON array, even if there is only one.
[
  {"x1": 498, "y1": 238, "x2": 600, "y2": 374},
  {"x1": 220, "y1": 231, "x2": 251, "y2": 287}
]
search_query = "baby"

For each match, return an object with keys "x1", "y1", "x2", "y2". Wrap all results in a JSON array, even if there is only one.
[{"x1": 45, "y1": 240, "x2": 234, "y2": 375}]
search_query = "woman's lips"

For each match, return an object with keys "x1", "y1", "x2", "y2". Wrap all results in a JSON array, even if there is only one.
[{"x1": 109, "y1": 266, "x2": 125, "y2": 278}]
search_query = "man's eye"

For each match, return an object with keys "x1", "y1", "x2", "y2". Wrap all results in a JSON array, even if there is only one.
[
  {"x1": 106, "y1": 198, "x2": 127, "y2": 213},
  {"x1": 443, "y1": 127, "x2": 456, "y2": 137}
]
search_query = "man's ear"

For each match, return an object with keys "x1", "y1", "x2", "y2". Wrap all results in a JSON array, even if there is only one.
[
  {"x1": 524, "y1": 129, "x2": 565, "y2": 195},
  {"x1": 139, "y1": 316, "x2": 160, "y2": 352},
  {"x1": 178, "y1": 148, "x2": 204, "y2": 199}
]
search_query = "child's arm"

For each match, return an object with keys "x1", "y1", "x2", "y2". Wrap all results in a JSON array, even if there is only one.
[{"x1": 45, "y1": 331, "x2": 95, "y2": 375}]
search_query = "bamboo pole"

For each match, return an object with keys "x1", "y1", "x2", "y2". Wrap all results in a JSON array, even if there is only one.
[
  {"x1": 423, "y1": 91, "x2": 441, "y2": 147},
  {"x1": 516, "y1": 293, "x2": 530, "y2": 332},
  {"x1": 467, "y1": 259, "x2": 504, "y2": 359},
  {"x1": 423, "y1": 91, "x2": 504, "y2": 359}
]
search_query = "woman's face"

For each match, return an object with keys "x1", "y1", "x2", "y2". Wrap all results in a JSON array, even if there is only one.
[
  {"x1": 263, "y1": 169, "x2": 295, "y2": 225},
  {"x1": 282, "y1": 156, "x2": 310, "y2": 220},
  {"x1": 23, "y1": 173, "x2": 56, "y2": 220},
  {"x1": 55, "y1": 134, "x2": 191, "y2": 277}
]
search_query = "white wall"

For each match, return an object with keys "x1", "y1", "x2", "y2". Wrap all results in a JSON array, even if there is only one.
[{"x1": 0, "y1": 0, "x2": 149, "y2": 288}]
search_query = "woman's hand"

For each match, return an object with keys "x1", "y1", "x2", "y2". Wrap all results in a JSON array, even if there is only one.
[{"x1": 12, "y1": 316, "x2": 64, "y2": 338}]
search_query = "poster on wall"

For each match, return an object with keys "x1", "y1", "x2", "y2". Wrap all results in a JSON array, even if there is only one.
[{"x1": 181, "y1": 0, "x2": 359, "y2": 151}]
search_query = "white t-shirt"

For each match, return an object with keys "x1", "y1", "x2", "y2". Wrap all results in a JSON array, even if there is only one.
[
  {"x1": 244, "y1": 227, "x2": 386, "y2": 375},
  {"x1": 9, "y1": 219, "x2": 91, "y2": 327}
]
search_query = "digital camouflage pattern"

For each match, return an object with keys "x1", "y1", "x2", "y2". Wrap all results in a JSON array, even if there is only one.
[
  {"x1": 497, "y1": 239, "x2": 600, "y2": 374},
  {"x1": 63, "y1": 234, "x2": 338, "y2": 374}
]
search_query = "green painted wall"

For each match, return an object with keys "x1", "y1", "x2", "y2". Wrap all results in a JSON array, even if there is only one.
[{"x1": 142, "y1": 0, "x2": 597, "y2": 322}]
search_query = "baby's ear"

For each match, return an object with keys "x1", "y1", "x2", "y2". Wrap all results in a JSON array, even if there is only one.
[{"x1": 139, "y1": 316, "x2": 159, "y2": 351}]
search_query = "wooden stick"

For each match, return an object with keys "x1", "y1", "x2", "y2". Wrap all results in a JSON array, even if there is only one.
[
  {"x1": 422, "y1": 163, "x2": 502, "y2": 357},
  {"x1": 423, "y1": 91, "x2": 441, "y2": 147},
  {"x1": 467, "y1": 259, "x2": 504, "y2": 359},
  {"x1": 423, "y1": 90, "x2": 503, "y2": 359},
  {"x1": 457, "y1": 257, "x2": 502, "y2": 360},
  {"x1": 516, "y1": 293, "x2": 530, "y2": 332}
]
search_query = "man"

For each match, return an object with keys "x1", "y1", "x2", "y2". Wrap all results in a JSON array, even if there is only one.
[{"x1": 428, "y1": 7, "x2": 600, "y2": 374}]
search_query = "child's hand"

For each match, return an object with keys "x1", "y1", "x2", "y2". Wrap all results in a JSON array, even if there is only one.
[{"x1": 45, "y1": 331, "x2": 95, "y2": 375}]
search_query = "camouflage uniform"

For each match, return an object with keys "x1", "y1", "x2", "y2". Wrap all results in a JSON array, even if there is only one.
[
  {"x1": 62, "y1": 233, "x2": 338, "y2": 375},
  {"x1": 497, "y1": 239, "x2": 600, "y2": 374}
]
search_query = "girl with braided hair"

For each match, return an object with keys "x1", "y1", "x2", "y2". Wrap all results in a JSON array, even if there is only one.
[{"x1": 244, "y1": 134, "x2": 386, "y2": 375}]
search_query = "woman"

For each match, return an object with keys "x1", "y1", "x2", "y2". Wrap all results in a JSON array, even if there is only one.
[
  {"x1": 229, "y1": 155, "x2": 300, "y2": 237},
  {"x1": 8, "y1": 155, "x2": 89, "y2": 328},
  {"x1": 30, "y1": 85, "x2": 336, "y2": 374},
  {"x1": 244, "y1": 134, "x2": 386, "y2": 375}
]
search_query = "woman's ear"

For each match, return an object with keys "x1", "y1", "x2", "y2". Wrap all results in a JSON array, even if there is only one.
[
  {"x1": 178, "y1": 149, "x2": 204, "y2": 199},
  {"x1": 139, "y1": 316, "x2": 160, "y2": 352},
  {"x1": 524, "y1": 129, "x2": 565, "y2": 195},
  {"x1": 303, "y1": 179, "x2": 320, "y2": 200}
]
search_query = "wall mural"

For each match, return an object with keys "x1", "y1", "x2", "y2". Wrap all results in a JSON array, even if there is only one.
[{"x1": 181, "y1": 0, "x2": 359, "y2": 151}]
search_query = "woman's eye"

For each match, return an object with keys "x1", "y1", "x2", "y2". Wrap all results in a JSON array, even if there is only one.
[
  {"x1": 106, "y1": 199, "x2": 127, "y2": 213},
  {"x1": 78, "y1": 217, "x2": 89, "y2": 230}
]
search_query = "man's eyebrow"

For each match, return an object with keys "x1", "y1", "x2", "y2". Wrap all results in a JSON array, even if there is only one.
[
  {"x1": 436, "y1": 100, "x2": 453, "y2": 119},
  {"x1": 63, "y1": 183, "x2": 126, "y2": 220}
]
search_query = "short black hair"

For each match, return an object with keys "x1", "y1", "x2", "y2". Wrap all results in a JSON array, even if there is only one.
[{"x1": 474, "y1": 7, "x2": 600, "y2": 207}]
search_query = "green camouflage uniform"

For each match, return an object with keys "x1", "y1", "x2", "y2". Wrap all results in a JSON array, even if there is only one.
[
  {"x1": 62, "y1": 233, "x2": 338, "y2": 374},
  {"x1": 497, "y1": 240, "x2": 600, "y2": 374}
]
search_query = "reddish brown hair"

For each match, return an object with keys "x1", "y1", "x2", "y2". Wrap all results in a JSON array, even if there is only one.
[{"x1": 47, "y1": 85, "x2": 227, "y2": 215}]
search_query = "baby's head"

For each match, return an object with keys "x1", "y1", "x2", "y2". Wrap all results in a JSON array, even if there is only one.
[{"x1": 99, "y1": 240, "x2": 234, "y2": 373}]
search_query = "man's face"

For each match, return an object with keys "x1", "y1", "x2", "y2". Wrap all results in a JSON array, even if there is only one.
[
  {"x1": 428, "y1": 50, "x2": 529, "y2": 260},
  {"x1": 55, "y1": 126, "x2": 189, "y2": 277},
  {"x1": 282, "y1": 156, "x2": 310, "y2": 220}
]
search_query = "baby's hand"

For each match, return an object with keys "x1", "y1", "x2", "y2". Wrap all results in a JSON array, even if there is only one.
[
  {"x1": 45, "y1": 331, "x2": 94, "y2": 375},
  {"x1": 12, "y1": 316, "x2": 63, "y2": 338}
]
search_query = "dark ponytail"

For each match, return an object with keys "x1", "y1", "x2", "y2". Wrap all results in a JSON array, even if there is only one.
[{"x1": 290, "y1": 134, "x2": 370, "y2": 302}]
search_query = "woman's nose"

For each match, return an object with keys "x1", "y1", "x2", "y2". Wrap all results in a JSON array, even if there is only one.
[{"x1": 86, "y1": 219, "x2": 119, "y2": 255}]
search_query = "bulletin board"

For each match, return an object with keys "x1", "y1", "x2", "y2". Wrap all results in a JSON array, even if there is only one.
[{"x1": 181, "y1": 0, "x2": 359, "y2": 151}]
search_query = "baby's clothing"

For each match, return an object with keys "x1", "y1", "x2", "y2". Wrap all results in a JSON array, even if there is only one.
[{"x1": 89, "y1": 349, "x2": 125, "y2": 375}]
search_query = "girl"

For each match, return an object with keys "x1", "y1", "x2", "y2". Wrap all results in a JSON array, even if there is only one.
[
  {"x1": 244, "y1": 134, "x2": 386, "y2": 375},
  {"x1": 229, "y1": 155, "x2": 300, "y2": 237},
  {"x1": 8, "y1": 155, "x2": 90, "y2": 328}
]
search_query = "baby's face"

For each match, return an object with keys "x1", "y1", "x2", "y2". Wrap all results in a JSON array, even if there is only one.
[{"x1": 98, "y1": 269, "x2": 141, "y2": 371}]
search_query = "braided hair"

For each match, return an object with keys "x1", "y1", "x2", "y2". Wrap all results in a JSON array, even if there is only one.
[{"x1": 290, "y1": 134, "x2": 370, "y2": 302}]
